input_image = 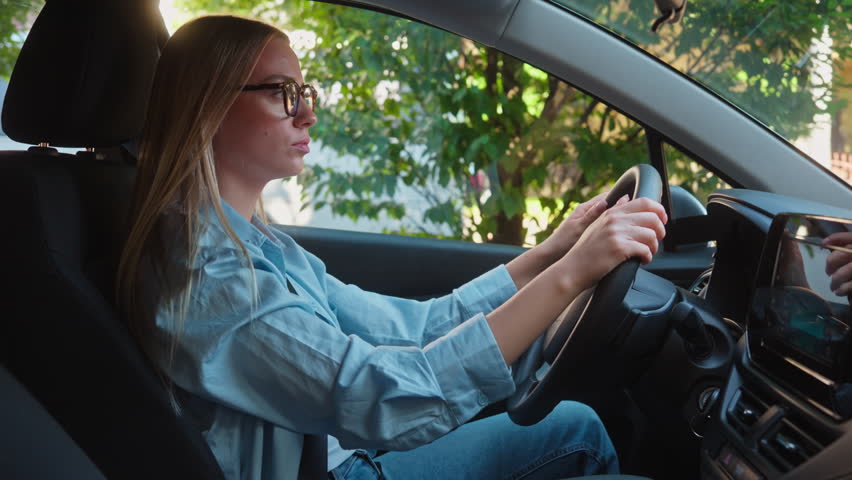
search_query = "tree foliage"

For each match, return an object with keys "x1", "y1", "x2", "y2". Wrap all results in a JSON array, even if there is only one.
[{"x1": 0, "y1": 0, "x2": 40, "y2": 81}]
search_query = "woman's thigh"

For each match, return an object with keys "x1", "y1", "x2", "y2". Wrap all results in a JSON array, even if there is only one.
[{"x1": 375, "y1": 401, "x2": 619, "y2": 480}]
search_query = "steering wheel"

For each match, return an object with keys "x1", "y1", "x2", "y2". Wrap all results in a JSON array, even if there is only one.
[{"x1": 507, "y1": 164, "x2": 663, "y2": 426}]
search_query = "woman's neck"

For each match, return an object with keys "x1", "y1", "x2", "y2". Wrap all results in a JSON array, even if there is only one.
[{"x1": 217, "y1": 179, "x2": 262, "y2": 221}]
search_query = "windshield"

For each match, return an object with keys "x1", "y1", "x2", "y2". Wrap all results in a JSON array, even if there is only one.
[{"x1": 553, "y1": 0, "x2": 852, "y2": 183}]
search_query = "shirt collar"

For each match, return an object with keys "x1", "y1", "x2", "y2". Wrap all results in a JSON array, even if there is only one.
[{"x1": 208, "y1": 200, "x2": 272, "y2": 248}]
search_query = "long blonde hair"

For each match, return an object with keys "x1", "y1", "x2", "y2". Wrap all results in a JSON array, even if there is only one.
[{"x1": 117, "y1": 16, "x2": 286, "y2": 367}]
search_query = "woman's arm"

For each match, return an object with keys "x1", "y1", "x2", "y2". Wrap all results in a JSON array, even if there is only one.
[{"x1": 156, "y1": 253, "x2": 517, "y2": 451}]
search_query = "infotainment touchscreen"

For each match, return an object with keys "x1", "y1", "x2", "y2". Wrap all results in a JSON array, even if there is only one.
[{"x1": 748, "y1": 213, "x2": 852, "y2": 416}]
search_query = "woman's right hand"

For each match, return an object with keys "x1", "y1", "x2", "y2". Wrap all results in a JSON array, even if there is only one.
[
  {"x1": 486, "y1": 196, "x2": 667, "y2": 365},
  {"x1": 558, "y1": 196, "x2": 667, "y2": 293},
  {"x1": 824, "y1": 232, "x2": 852, "y2": 297}
]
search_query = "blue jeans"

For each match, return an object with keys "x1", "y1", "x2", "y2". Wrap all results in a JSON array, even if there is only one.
[{"x1": 328, "y1": 401, "x2": 619, "y2": 479}]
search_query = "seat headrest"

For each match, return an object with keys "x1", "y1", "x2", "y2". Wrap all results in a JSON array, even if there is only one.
[{"x1": 1, "y1": 0, "x2": 168, "y2": 148}]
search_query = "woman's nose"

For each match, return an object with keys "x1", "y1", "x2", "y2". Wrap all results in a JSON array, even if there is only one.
[{"x1": 294, "y1": 104, "x2": 317, "y2": 129}]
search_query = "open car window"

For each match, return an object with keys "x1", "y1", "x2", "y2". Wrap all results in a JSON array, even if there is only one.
[{"x1": 169, "y1": 0, "x2": 718, "y2": 247}]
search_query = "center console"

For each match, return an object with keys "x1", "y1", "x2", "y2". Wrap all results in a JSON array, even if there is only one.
[{"x1": 700, "y1": 214, "x2": 852, "y2": 480}]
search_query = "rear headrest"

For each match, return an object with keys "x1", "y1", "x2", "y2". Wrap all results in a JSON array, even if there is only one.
[{"x1": 1, "y1": 0, "x2": 168, "y2": 148}]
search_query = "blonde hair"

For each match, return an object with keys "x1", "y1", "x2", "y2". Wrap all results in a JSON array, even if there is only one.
[{"x1": 117, "y1": 16, "x2": 287, "y2": 376}]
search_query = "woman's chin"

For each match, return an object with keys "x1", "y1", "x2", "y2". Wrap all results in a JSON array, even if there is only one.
[{"x1": 279, "y1": 156, "x2": 305, "y2": 177}]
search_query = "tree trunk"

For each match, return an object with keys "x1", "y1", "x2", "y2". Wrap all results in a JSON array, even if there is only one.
[{"x1": 490, "y1": 209, "x2": 525, "y2": 245}]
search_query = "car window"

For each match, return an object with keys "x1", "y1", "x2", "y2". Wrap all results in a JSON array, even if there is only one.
[
  {"x1": 553, "y1": 0, "x2": 852, "y2": 184},
  {"x1": 169, "y1": 1, "x2": 675, "y2": 246},
  {"x1": 0, "y1": 0, "x2": 42, "y2": 150},
  {"x1": 664, "y1": 142, "x2": 730, "y2": 207}
]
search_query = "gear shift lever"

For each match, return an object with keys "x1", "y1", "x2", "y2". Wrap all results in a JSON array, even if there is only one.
[{"x1": 671, "y1": 302, "x2": 714, "y2": 361}]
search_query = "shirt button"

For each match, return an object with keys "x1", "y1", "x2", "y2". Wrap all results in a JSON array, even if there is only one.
[{"x1": 477, "y1": 392, "x2": 489, "y2": 406}]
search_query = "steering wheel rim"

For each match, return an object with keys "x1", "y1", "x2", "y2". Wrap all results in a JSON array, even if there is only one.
[{"x1": 507, "y1": 164, "x2": 663, "y2": 426}]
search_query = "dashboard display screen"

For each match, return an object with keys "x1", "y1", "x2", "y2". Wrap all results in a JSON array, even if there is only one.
[{"x1": 750, "y1": 214, "x2": 852, "y2": 384}]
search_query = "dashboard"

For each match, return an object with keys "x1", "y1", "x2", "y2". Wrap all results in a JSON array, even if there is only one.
[{"x1": 695, "y1": 190, "x2": 852, "y2": 480}]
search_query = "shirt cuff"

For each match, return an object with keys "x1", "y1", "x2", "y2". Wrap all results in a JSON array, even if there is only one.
[
  {"x1": 455, "y1": 265, "x2": 518, "y2": 318},
  {"x1": 423, "y1": 312, "x2": 516, "y2": 425}
]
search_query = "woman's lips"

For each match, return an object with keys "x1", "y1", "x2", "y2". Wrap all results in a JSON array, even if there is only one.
[{"x1": 292, "y1": 138, "x2": 310, "y2": 153}]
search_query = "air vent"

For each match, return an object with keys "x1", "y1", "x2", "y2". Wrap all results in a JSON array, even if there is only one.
[
  {"x1": 759, "y1": 418, "x2": 829, "y2": 473},
  {"x1": 689, "y1": 268, "x2": 713, "y2": 296},
  {"x1": 728, "y1": 388, "x2": 769, "y2": 436}
]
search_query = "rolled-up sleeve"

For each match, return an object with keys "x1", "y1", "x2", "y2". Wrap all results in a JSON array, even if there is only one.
[{"x1": 159, "y1": 253, "x2": 516, "y2": 452}]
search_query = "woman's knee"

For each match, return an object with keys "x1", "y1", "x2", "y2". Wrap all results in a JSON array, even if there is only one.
[{"x1": 547, "y1": 401, "x2": 617, "y2": 461}]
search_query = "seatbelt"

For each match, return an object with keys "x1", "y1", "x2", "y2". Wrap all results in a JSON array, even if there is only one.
[
  {"x1": 286, "y1": 275, "x2": 329, "y2": 478},
  {"x1": 298, "y1": 434, "x2": 329, "y2": 479}
]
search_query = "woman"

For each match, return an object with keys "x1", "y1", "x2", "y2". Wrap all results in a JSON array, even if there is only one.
[{"x1": 117, "y1": 15, "x2": 667, "y2": 480}]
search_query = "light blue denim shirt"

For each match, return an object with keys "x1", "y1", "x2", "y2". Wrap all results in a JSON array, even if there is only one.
[{"x1": 153, "y1": 202, "x2": 520, "y2": 480}]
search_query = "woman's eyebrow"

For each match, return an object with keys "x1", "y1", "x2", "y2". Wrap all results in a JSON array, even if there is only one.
[{"x1": 260, "y1": 74, "x2": 296, "y2": 83}]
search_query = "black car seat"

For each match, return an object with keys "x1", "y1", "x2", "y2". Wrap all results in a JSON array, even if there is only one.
[
  {"x1": 0, "y1": 365, "x2": 106, "y2": 480},
  {"x1": 0, "y1": 1, "x2": 226, "y2": 478}
]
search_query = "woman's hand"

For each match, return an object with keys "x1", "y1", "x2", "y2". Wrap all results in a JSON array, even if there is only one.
[
  {"x1": 558, "y1": 197, "x2": 668, "y2": 292},
  {"x1": 489, "y1": 197, "x2": 667, "y2": 364},
  {"x1": 505, "y1": 193, "x2": 634, "y2": 290},
  {"x1": 538, "y1": 193, "x2": 610, "y2": 260},
  {"x1": 824, "y1": 232, "x2": 852, "y2": 297}
]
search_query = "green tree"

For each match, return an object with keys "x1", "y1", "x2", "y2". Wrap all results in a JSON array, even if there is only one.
[
  {"x1": 0, "y1": 0, "x2": 41, "y2": 81},
  {"x1": 179, "y1": 1, "x2": 849, "y2": 245}
]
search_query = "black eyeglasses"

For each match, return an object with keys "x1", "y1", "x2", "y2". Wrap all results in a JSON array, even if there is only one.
[{"x1": 241, "y1": 80, "x2": 318, "y2": 118}]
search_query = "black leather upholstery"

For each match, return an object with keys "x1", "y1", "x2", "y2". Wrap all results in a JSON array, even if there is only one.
[
  {"x1": 0, "y1": 151, "x2": 226, "y2": 479},
  {"x1": 0, "y1": 365, "x2": 106, "y2": 480},
  {"x1": 1, "y1": 0, "x2": 166, "y2": 147},
  {"x1": 0, "y1": 1, "x2": 229, "y2": 478}
]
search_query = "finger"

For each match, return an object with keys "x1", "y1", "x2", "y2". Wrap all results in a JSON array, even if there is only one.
[
  {"x1": 623, "y1": 211, "x2": 667, "y2": 241},
  {"x1": 830, "y1": 262, "x2": 852, "y2": 292},
  {"x1": 579, "y1": 192, "x2": 608, "y2": 212},
  {"x1": 581, "y1": 199, "x2": 608, "y2": 223},
  {"x1": 835, "y1": 280, "x2": 852, "y2": 297},
  {"x1": 612, "y1": 197, "x2": 668, "y2": 225},
  {"x1": 826, "y1": 250, "x2": 852, "y2": 275},
  {"x1": 628, "y1": 225, "x2": 661, "y2": 257},
  {"x1": 570, "y1": 193, "x2": 608, "y2": 218},
  {"x1": 824, "y1": 232, "x2": 852, "y2": 247},
  {"x1": 606, "y1": 194, "x2": 630, "y2": 209},
  {"x1": 590, "y1": 191, "x2": 609, "y2": 203},
  {"x1": 628, "y1": 240, "x2": 655, "y2": 265}
]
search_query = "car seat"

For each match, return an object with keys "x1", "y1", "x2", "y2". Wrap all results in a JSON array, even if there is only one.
[{"x1": 0, "y1": 0, "x2": 225, "y2": 478}]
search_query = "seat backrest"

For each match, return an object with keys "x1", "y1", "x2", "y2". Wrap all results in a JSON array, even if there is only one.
[
  {"x1": 0, "y1": 364, "x2": 106, "y2": 480},
  {"x1": 0, "y1": 1, "x2": 225, "y2": 478},
  {"x1": 0, "y1": 151, "x2": 225, "y2": 480}
]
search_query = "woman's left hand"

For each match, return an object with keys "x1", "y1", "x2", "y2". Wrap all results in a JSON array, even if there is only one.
[
  {"x1": 538, "y1": 193, "x2": 620, "y2": 260},
  {"x1": 505, "y1": 192, "x2": 635, "y2": 290}
]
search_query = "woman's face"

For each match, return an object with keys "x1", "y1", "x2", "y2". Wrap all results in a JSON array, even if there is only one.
[{"x1": 213, "y1": 36, "x2": 317, "y2": 191}]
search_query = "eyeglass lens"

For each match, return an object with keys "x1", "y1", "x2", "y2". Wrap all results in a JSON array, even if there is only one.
[{"x1": 283, "y1": 83, "x2": 317, "y2": 117}]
